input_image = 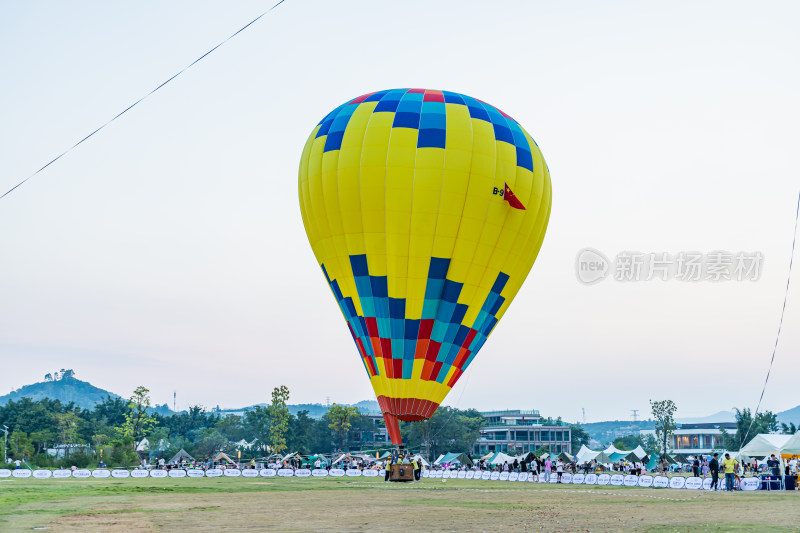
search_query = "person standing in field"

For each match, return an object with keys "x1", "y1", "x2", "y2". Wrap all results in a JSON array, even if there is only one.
[
  {"x1": 544, "y1": 457, "x2": 552, "y2": 482},
  {"x1": 556, "y1": 459, "x2": 564, "y2": 483},
  {"x1": 709, "y1": 453, "x2": 720, "y2": 490},
  {"x1": 722, "y1": 453, "x2": 737, "y2": 491},
  {"x1": 767, "y1": 454, "x2": 781, "y2": 477}
]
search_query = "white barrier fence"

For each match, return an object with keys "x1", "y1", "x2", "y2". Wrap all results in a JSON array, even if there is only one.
[{"x1": 0, "y1": 467, "x2": 765, "y2": 490}]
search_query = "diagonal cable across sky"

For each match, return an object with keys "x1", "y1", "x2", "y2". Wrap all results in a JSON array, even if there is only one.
[{"x1": 0, "y1": 0, "x2": 288, "y2": 202}]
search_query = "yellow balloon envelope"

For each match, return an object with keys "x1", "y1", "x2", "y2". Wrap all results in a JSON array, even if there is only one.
[{"x1": 298, "y1": 89, "x2": 551, "y2": 444}]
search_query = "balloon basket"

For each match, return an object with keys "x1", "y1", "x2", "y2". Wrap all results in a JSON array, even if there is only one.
[{"x1": 389, "y1": 463, "x2": 415, "y2": 482}]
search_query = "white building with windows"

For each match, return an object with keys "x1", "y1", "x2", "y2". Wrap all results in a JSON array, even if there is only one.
[
  {"x1": 474, "y1": 410, "x2": 572, "y2": 455},
  {"x1": 640, "y1": 422, "x2": 736, "y2": 455}
]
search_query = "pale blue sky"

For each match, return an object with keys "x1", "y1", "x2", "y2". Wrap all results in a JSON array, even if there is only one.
[{"x1": 1, "y1": 1, "x2": 799, "y2": 421}]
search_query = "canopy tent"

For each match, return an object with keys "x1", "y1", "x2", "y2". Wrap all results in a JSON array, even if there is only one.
[
  {"x1": 646, "y1": 455, "x2": 658, "y2": 470},
  {"x1": 648, "y1": 454, "x2": 677, "y2": 470},
  {"x1": 608, "y1": 452, "x2": 628, "y2": 462},
  {"x1": 413, "y1": 454, "x2": 430, "y2": 467},
  {"x1": 740, "y1": 434, "x2": 800, "y2": 457},
  {"x1": 557, "y1": 452, "x2": 573, "y2": 462},
  {"x1": 784, "y1": 433, "x2": 800, "y2": 456},
  {"x1": 623, "y1": 452, "x2": 641, "y2": 463},
  {"x1": 378, "y1": 452, "x2": 392, "y2": 459},
  {"x1": 574, "y1": 445, "x2": 596, "y2": 463},
  {"x1": 280, "y1": 452, "x2": 299, "y2": 464},
  {"x1": 590, "y1": 452, "x2": 613, "y2": 465},
  {"x1": 671, "y1": 453, "x2": 690, "y2": 464},
  {"x1": 332, "y1": 453, "x2": 372, "y2": 465},
  {"x1": 332, "y1": 453, "x2": 352, "y2": 464},
  {"x1": 575, "y1": 445, "x2": 601, "y2": 464},
  {"x1": 603, "y1": 445, "x2": 627, "y2": 456},
  {"x1": 727, "y1": 451, "x2": 751, "y2": 462},
  {"x1": 168, "y1": 448, "x2": 195, "y2": 465},
  {"x1": 435, "y1": 452, "x2": 473, "y2": 466},
  {"x1": 213, "y1": 452, "x2": 236, "y2": 465},
  {"x1": 300, "y1": 455, "x2": 329, "y2": 466},
  {"x1": 516, "y1": 452, "x2": 535, "y2": 463},
  {"x1": 630, "y1": 446, "x2": 648, "y2": 460},
  {"x1": 488, "y1": 452, "x2": 517, "y2": 465}
]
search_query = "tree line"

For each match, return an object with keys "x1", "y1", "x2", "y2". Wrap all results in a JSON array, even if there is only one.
[
  {"x1": 0, "y1": 385, "x2": 595, "y2": 468},
  {"x1": 611, "y1": 401, "x2": 792, "y2": 458}
]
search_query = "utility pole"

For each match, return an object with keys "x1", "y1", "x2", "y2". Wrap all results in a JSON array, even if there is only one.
[
  {"x1": 2, "y1": 425, "x2": 8, "y2": 464},
  {"x1": 582, "y1": 408, "x2": 586, "y2": 424},
  {"x1": 325, "y1": 396, "x2": 331, "y2": 408},
  {"x1": 631, "y1": 409, "x2": 639, "y2": 422}
]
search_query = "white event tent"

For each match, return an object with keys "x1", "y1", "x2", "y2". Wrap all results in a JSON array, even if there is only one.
[{"x1": 740, "y1": 433, "x2": 800, "y2": 458}]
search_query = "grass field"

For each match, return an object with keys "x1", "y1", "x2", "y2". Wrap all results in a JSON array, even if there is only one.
[{"x1": 1, "y1": 477, "x2": 799, "y2": 532}]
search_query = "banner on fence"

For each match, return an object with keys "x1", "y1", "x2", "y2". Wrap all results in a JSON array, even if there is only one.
[
  {"x1": 669, "y1": 476, "x2": 686, "y2": 489},
  {"x1": 684, "y1": 477, "x2": 702, "y2": 490},
  {"x1": 2, "y1": 466, "x2": 770, "y2": 493}
]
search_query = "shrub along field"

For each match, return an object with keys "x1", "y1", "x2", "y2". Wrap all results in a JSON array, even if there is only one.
[{"x1": 1, "y1": 476, "x2": 798, "y2": 532}]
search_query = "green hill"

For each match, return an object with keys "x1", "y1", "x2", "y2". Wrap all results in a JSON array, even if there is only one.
[
  {"x1": 218, "y1": 399, "x2": 382, "y2": 419},
  {"x1": 0, "y1": 370, "x2": 121, "y2": 409}
]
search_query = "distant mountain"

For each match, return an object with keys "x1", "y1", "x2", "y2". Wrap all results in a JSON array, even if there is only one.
[
  {"x1": 675, "y1": 407, "x2": 800, "y2": 426},
  {"x1": 777, "y1": 406, "x2": 800, "y2": 426},
  {"x1": 676, "y1": 411, "x2": 736, "y2": 424},
  {"x1": 0, "y1": 371, "x2": 121, "y2": 410}
]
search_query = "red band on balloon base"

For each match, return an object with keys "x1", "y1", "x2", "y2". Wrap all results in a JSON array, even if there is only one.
[{"x1": 377, "y1": 396, "x2": 441, "y2": 422}]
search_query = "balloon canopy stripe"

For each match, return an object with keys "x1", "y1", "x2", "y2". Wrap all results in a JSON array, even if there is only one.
[
  {"x1": 322, "y1": 256, "x2": 506, "y2": 388},
  {"x1": 314, "y1": 89, "x2": 535, "y2": 172},
  {"x1": 299, "y1": 88, "x2": 551, "y2": 434}
]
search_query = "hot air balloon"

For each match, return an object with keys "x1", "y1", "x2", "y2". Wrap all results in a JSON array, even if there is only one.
[{"x1": 298, "y1": 89, "x2": 551, "y2": 445}]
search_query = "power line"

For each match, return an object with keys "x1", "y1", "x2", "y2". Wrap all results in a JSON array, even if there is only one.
[
  {"x1": 739, "y1": 191, "x2": 800, "y2": 451},
  {"x1": 0, "y1": 0, "x2": 288, "y2": 202}
]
